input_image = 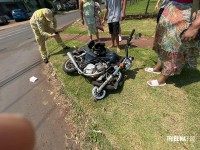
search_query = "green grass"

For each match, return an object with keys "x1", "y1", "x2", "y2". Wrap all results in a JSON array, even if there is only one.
[
  {"x1": 47, "y1": 35, "x2": 200, "y2": 149},
  {"x1": 63, "y1": 19, "x2": 157, "y2": 37},
  {"x1": 121, "y1": 19, "x2": 156, "y2": 36},
  {"x1": 62, "y1": 19, "x2": 88, "y2": 35},
  {"x1": 126, "y1": 0, "x2": 158, "y2": 15}
]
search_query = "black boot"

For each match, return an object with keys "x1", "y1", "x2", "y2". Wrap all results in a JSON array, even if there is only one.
[
  {"x1": 63, "y1": 46, "x2": 70, "y2": 49},
  {"x1": 43, "y1": 58, "x2": 48, "y2": 64}
]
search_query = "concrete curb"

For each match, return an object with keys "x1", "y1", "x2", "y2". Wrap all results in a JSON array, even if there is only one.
[
  {"x1": 0, "y1": 10, "x2": 79, "y2": 31},
  {"x1": 58, "y1": 10, "x2": 79, "y2": 15},
  {"x1": 0, "y1": 20, "x2": 29, "y2": 31}
]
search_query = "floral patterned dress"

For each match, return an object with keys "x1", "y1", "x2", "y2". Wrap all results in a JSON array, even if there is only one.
[
  {"x1": 153, "y1": 1, "x2": 200, "y2": 75},
  {"x1": 83, "y1": 0, "x2": 97, "y2": 35}
]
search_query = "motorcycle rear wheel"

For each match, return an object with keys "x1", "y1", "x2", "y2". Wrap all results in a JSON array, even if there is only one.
[
  {"x1": 63, "y1": 59, "x2": 76, "y2": 73},
  {"x1": 92, "y1": 86, "x2": 106, "y2": 100}
]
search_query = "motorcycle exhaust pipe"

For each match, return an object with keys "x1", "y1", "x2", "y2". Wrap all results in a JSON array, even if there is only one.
[
  {"x1": 67, "y1": 52, "x2": 83, "y2": 74},
  {"x1": 67, "y1": 52, "x2": 105, "y2": 77}
]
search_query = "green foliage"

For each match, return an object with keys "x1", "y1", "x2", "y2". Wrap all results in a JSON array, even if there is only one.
[{"x1": 126, "y1": 0, "x2": 158, "y2": 15}]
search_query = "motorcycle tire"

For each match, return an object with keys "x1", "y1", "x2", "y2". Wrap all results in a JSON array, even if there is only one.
[
  {"x1": 63, "y1": 59, "x2": 76, "y2": 73},
  {"x1": 92, "y1": 86, "x2": 106, "y2": 100}
]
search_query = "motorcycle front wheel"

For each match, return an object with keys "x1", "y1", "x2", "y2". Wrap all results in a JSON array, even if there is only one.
[
  {"x1": 63, "y1": 59, "x2": 76, "y2": 73},
  {"x1": 92, "y1": 86, "x2": 106, "y2": 100}
]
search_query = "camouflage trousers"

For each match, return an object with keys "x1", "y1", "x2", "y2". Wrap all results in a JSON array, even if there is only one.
[{"x1": 31, "y1": 27, "x2": 66, "y2": 59}]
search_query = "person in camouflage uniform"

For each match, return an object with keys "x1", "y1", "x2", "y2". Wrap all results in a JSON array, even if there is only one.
[{"x1": 30, "y1": 8, "x2": 70, "y2": 63}]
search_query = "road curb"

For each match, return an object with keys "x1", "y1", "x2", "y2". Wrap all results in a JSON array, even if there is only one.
[
  {"x1": 58, "y1": 9, "x2": 79, "y2": 15},
  {"x1": 0, "y1": 20, "x2": 29, "y2": 31},
  {"x1": 0, "y1": 10, "x2": 79, "y2": 31}
]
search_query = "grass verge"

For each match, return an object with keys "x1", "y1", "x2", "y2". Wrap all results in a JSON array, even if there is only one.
[
  {"x1": 63, "y1": 19, "x2": 157, "y2": 37},
  {"x1": 47, "y1": 20, "x2": 200, "y2": 148},
  {"x1": 126, "y1": 0, "x2": 158, "y2": 15}
]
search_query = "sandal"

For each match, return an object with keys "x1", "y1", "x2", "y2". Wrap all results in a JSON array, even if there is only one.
[
  {"x1": 145, "y1": 68, "x2": 161, "y2": 74},
  {"x1": 147, "y1": 80, "x2": 166, "y2": 87}
]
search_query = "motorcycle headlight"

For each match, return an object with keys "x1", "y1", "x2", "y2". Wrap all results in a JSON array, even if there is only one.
[
  {"x1": 129, "y1": 56, "x2": 134, "y2": 62},
  {"x1": 125, "y1": 59, "x2": 132, "y2": 70},
  {"x1": 114, "y1": 65, "x2": 118, "y2": 70}
]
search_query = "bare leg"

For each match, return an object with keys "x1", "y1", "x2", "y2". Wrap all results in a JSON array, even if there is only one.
[
  {"x1": 157, "y1": 74, "x2": 168, "y2": 84},
  {"x1": 115, "y1": 35, "x2": 120, "y2": 53},
  {"x1": 119, "y1": 26, "x2": 122, "y2": 42},
  {"x1": 90, "y1": 35, "x2": 92, "y2": 41},
  {"x1": 119, "y1": 26, "x2": 121, "y2": 37},
  {"x1": 108, "y1": 34, "x2": 115, "y2": 48},
  {"x1": 95, "y1": 31, "x2": 100, "y2": 42},
  {"x1": 153, "y1": 61, "x2": 162, "y2": 72}
]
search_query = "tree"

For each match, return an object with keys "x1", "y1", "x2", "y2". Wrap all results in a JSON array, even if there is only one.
[
  {"x1": 145, "y1": 0, "x2": 150, "y2": 14},
  {"x1": 35, "y1": 0, "x2": 42, "y2": 8},
  {"x1": 76, "y1": 0, "x2": 79, "y2": 8}
]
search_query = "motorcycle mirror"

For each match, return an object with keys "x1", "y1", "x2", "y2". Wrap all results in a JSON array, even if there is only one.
[
  {"x1": 135, "y1": 33, "x2": 142, "y2": 40},
  {"x1": 88, "y1": 40, "x2": 95, "y2": 49}
]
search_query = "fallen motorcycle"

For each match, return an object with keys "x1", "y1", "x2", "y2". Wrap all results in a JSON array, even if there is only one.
[
  {"x1": 91, "y1": 29, "x2": 136, "y2": 100},
  {"x1": 63, "y1": 40, "x2": 119, "y2": 78}
]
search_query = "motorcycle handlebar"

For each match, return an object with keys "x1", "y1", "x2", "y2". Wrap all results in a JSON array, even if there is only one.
[
  {"x1": 125, "y1": 29, "x2": 135, "y2": 58},
  {"x1": 130, "y1": 29, "x2": 135, "y2": 39},
  {"x1": 127, "y1": 29, "x2": 135, "y2": 45}
]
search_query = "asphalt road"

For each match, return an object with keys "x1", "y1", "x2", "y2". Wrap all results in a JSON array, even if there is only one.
[{"x1": 0, "y1": 10, "x2": 80, "y2": 150}]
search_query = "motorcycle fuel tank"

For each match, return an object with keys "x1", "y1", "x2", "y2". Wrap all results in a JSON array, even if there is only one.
[
  {"x1": 84, "y1": 51, "x2": 118, "y2": 63},
  {"x1": 105, "y1": 52, "x2": 118, "y2": 63},
  {"x1": 85, "y1": 52, "x2": 97, "y2": 61}
]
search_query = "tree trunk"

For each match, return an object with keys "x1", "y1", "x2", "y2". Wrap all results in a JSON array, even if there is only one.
[
  {"x1": 35, "y1": 0, "x2": 42, "y2": 8},
  {"x1": 145, "y1": 0, "x2": 150, "y2": 14},
  {"x1": 76, "y1": 0, "x2": 79, "y2": 9}
]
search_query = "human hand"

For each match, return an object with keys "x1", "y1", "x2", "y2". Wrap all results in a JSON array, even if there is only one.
[
  {"x1": 154, "y1": 4, "x2": 159, "y2": 12},
  {"x1": 192, "y1": 12, "x2": 197, "y2": 21},
  {"x1": 50, "y1": 33, "x2": 57, "y2": 38},
  {"x1": 182, "y1": 26, "x2": 199, "y2": 42},
  {"x1": 121, "y1": 12, "x2": 126, "y2": 20}
]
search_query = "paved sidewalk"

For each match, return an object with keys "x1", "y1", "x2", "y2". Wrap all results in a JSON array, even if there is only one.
[{"x1": 0, "y1": 20, "x2": 29, "y2": 31}]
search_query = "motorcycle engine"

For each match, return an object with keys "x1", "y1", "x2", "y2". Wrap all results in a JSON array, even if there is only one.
[
  {"x1": 83, "y1": 63, "x2": 107, "y2": 74},
  {"x1": 96, "y1": 62, "x2": 107, "y2": 72},
  {"x1": 84, "y1": 64, "x2": 96, "y2": 74}
]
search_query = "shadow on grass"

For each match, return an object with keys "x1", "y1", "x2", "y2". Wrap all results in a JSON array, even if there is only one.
[
  {"x1": 100, "y1": 35, "x2": 137, "y2": 47},
  {"x1": 49, "y1": 47, "x2": 76, "y2": 57},
  {"x1": 119, "y1": 43, "x2": 137, "y2": 50},
  {"x1": 168, "y1": 68, "x2": 200, "y2": 87},
  {"x1": 97, "y1": 68, "x2": 141, "y2": 101},
  {"x1": 62, "y1": 66, "x2": 142, "y2": 101},
  {"x1": 100, "y1": 37, "x2": 111, "y2": 42}
]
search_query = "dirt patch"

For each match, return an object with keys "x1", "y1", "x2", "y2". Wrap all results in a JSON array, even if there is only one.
[
  {"x1": 133, "y1": 36, "x2": 154, "y2": 48},
  {"x1": 61, "y1": 34, "x2": 154, "y2": 49},
  {"x1": 44, "y1": 63, "x2": 81, "y2": 149}
]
